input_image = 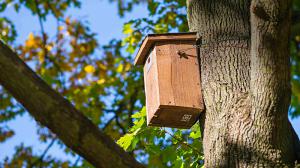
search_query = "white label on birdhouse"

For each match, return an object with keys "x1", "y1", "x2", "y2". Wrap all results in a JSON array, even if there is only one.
[
  {"x1": 181, "y1": 114, "x2": 192, "y2": 122},
  {"x1": 146, "y1": 52, "x2": 152, "y2": 74}
]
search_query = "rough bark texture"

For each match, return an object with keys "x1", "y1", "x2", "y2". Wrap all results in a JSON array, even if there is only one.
[
  {"x1": 187, "y1": 0, "x2": 299, "y2": 167},
  {"x1": 250, "y1": 0, "x2": 295, "y2": 166},
  {"x1": 0, "y1": 41, "x2": 144, "y2": 168}
]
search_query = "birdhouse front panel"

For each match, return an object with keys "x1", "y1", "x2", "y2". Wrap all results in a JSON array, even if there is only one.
[
  {"x1": 136, "y1": 33, "x2": 204, "y2": 129},
  {"x1": 155, "y1": 41, "x2": 202, "y2": 109}
]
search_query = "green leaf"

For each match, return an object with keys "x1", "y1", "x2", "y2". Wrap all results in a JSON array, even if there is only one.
[
  {"x1": 190, "y1": 124, "x2": 201, "y2": 139},
  {"x1": 189, "y1": 131, "x2": 201, "y2": 139},
  {"x1": 117, "y1": 133, "x2": 134, "y2": 150},
  {"x1": 14, "y1": 4, "x2": 20, "y2": 12},
  {"x1": 148, "y1": 2, "x2": 159, "y2": 15},
  {"x1": 131, "y1": 107, "x2": 146, "y2": 119},
  {"x1": 117, "y1": 127, "x2": 141, "y2": 150},
  {"x1": 0, "y1": 3, "x2": 7, "y2": 12}
]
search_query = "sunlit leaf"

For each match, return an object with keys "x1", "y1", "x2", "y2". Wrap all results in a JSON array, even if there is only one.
[
  {"x1": 123, "y1": 23, "x2": 134, "y2": 35},
  {"x1": 84, "y1": 65, "x2": 96, "y2": 74}
]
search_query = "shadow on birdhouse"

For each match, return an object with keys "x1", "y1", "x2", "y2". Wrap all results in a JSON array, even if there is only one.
[{"x1": 134, "y1": 32, "x2": 204, "y2": 129}]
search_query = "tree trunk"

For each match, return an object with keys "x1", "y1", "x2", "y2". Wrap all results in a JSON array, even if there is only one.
[
  {"x1": 187, "y1": 0, "x2": 299, "y2": 167},
  {"x1": 0, "y1": 41, "x2": 144, "y2": 168}
]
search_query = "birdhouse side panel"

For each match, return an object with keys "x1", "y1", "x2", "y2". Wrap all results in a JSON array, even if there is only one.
[{"x1": 143, "y1": 48, "x2": 160, "y2": 125}]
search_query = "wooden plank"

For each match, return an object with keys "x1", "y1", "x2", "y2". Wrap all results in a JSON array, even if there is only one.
[
  {"x1": 134, "y1": 32, "x2": 197, "y2": 65},
  {"x1": 143, "y1": 48, "x2": 160, "y2": 125},
  {"x1": 155, "y1": 43, "x2": 175, "y2": 107}
]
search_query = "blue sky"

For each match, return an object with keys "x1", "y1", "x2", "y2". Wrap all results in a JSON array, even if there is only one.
[{"x1": 0, "y1": 0, "x2": 300, "y2": 163}]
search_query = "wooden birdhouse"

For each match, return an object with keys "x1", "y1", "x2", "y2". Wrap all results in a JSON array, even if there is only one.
[{"x1": 134, "y1": 32, "x2": 204, "y2": 129}]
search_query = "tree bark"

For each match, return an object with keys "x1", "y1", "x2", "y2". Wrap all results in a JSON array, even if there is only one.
[
  {"x1": 0, "y1": 41, "x2": 144, "y2": 168},
  {"x1": 187, "y1": 0, "x2": 299, "y2": 167}
]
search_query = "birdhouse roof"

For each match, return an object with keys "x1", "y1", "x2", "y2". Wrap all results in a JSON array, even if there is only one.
[{"x1": 134, "y1": 32, "x2": 197, "y2": 65}]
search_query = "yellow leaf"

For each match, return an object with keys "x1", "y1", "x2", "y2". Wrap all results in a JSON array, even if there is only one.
[
  {"x1": 61, "y1": 162, "x2": 69, "y2": 168},
  {"x1": 61, "y1": 63, "x2": 72, "y2": 71},
  {"x1": 108, "y1": 78, "x2": 115, "y2": 83},
  {"x1": 40, "y1": 68, "x2": 46, "y2": 75},
  {"x1": 123, "y1": 23, "x2": 134, "y2": 35},
  {"x1": 80, "y1": 46, "x2": 86, "y2": 52},
  {"x1": 38, "y1": 51, "x2": 45, "y2": 63},
  {"x1": 25, "y1": 32, "x2": 35, "y2": 47},
  {"x1": 130, "y1": 37, "x2": 138, "y2": 45},
  {"x1": 28, "y1": 32, "x2": 34, "y2": 40},
  {"x1": 58, "y1": 26, "x2": 64, "y2": 31},
  {"x1": 97, "y1": 62, "x2": 107, "y2": 70},
  {"x1": 116, "y1": 64, "x2": 124, "y2": 73},
  {"x1": 45, "y1": 45, "x2": 52, "y2": 51},
  {"x1": 97, "y1": 79, "x2": 105, "y2": 85},
  {"x1": 124, "y1": 63, "x2": 131, "y2": 71},
  {"x1": 84, "y1": 65, "x2": 96, "y2": 74},
  {"x1": 167, "y1": 12, "x2": 176, "y2": 21},
  {"x1": 65, "y1": 17, "x2": 71, "y2": 24}
]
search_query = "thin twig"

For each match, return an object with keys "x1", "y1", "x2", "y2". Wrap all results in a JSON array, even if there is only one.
[
  {"x1": 34, "y1": 0, "x2": 49, "y2": 60},
  {"x1": 34, "y1": 0, "x2": 69, "y2": 93},
  {"x1": 72, "y1": 155, "x2": 81, "y2": 167},
  {"x1": 116, "y1": 115, "x2": 126, "y2": 134},
  {"x1": 35, "y1": 0, "x2": 65, "y2": 69},
  {"x1": 102, "y1": 115, "x2": 117, "y2": 130},
  {"x1": 30, "y1": 138, "x2": 57, "y2": 167}
]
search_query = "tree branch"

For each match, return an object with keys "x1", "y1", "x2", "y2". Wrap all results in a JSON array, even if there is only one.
[{"x1": 0, "y1": 41, "x2": 144, "y2": 168}]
